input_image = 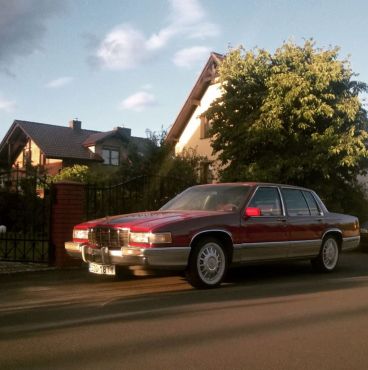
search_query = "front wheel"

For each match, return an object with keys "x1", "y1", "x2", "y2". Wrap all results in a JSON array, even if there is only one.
[
  {"x1": 186, "y1": 237, "x2": 228, "y2": 289},
  {"x1": 311, "y1": 236, "x2": 339, "y2": 272}
]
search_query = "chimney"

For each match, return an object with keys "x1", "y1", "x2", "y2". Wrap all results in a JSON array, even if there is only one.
[
  {"x1": 69, "y1": 119, "x2": 81, "y2": 131},
  {"x1": 114, "y1": 126, "x2": 131, "y2": 139}
]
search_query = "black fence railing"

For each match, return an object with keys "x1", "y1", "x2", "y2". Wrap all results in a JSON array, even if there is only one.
[
  {"x1": 0, "y1": 233, "x2": 49, "y2": 263},
  {"x1": 0, "y1": 168, "x2": 51, "y2": 263},
  {"x1": 85, "y1": 175, "x2": 199, "y2": 220}
]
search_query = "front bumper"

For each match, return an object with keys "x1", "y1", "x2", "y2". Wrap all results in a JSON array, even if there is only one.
[{"x1": 65, "y1": 242, "x2": 190, "y2": 269}]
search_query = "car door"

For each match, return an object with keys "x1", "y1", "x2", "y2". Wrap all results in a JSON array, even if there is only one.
[
  {"x1": 281, "y1": 188, "x2": 324, "y2": 258},
  {"x1": 237, "y1": 186, "x2": 289, "y2": 262}
]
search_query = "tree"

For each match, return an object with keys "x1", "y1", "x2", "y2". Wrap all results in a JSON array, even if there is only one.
[
  {"x1": 50, "y1": 165, "x2": 92, "y2": 183},
  {"x1": 143, "y1": 129, "x2": 206, "y2": 183},
  {"x1": 205, "y1": 40, "x2": 368, "y2": 217},
  {"x1": 111, "y1": 128, "x2": 206, "y2": 184}
]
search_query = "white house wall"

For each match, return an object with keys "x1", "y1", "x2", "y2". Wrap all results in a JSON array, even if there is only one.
[{"x1": 175, "y1": 83, "x2": 221, "y2": 161}]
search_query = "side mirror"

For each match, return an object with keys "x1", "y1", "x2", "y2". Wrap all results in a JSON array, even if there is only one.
[{"x1": 245, "y1": 207, "x2": 261, "y2": 217}]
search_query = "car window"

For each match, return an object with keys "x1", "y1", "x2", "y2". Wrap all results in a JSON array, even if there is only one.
[
  {"x1": 302, "y1": 191, "x2": 321, "y2": 216},
  {"x1": 248, "y1": 187, "x2": 282, "y2": 216},
  {"x1": 160, "y1": 185, "x2": 250, "y2": 211},
  {"x1": 282, "y1": 189, "x2": 310, "y2": 216}
]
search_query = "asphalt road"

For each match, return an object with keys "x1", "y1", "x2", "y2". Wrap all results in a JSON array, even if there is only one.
[{"x1": 1, "y1": 250, "x2": 368, "y2": 370}]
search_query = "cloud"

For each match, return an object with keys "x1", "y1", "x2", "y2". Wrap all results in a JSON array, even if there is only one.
[
  {"x1": 167, "y1": 0, "x2": 219, "y2": 39},
  {"x1": 95, "y1": 25, "x2": 148, "y2": 70},
  {"x1": 118, "y1": 91, "x2": 157, "y2": 112},
  {"x1": 173, "y1": 46, "x2": 211, "y2": 68},
  {"x1": 0, "y1": 97, "x2": 16, "y2": 112},
  {"x1": 0, "y1": 0, "x2": 68, "y2": 75},
  {"x1": 95, "y1": 0, "x2": 219, "y2": 70},
  {"x1": 45, "y1": 76, "x2": 74, "y2": 88}
]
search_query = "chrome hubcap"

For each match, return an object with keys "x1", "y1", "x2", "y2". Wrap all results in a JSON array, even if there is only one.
[
  {"x1": 323, "y1": 239, "x2": 338, "y2": 269},
  {"x1": 197, "y1": 242, "x2": 225, "y2": 285}
]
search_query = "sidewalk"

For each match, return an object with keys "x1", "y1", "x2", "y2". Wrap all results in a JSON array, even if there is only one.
[{"x1": 0, "y1": 261, "x2": 56, "y2": 274}]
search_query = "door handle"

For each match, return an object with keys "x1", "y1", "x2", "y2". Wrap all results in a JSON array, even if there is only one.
[{"x1": 277, "y1": 218, "x2": 287, "y2": 222}]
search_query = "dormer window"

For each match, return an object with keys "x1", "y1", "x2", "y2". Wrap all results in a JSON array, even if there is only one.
[{"x1": 102, "y1": 148, "x2": 119, "y2": 166}]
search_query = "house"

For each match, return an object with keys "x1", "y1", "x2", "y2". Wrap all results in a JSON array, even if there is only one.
[
  {"x1": 166, "y1": 52, "x2": 224, "y2": 182},
  {"x1": 0, "y1": 119, "x2": 149, "y2": 175}
]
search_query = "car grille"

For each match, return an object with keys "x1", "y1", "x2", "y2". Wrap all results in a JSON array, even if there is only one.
[{"x1": 88, "y1": 227, "x2": 129, "y2": 249}]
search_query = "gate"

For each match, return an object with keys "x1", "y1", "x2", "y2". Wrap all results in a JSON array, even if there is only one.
[
  {"x1": 0, "y1": 169, "x2": 52, "y2": 263},
  {"x1": 86, "y1": 175, "x2": 198, "y2": 219}
]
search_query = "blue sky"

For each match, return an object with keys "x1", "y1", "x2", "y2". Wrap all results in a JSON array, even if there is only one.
[{"x1": 0, "y1": 0, "x2": 367, "y2": 140}]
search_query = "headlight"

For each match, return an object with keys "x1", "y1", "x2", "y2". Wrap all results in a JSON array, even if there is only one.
[
  {"x1": 150, "y1": 233, "x2": 172, "y2": 244},
  {"x1": 129, "y1": 232, "x2": 172, "y2": 244},
  {"x1": 73, "y1": 228, "x2": 89, "y2": 240},
  {"x1": 360, "y1": 228, "x2": 368, "y2": 234}
]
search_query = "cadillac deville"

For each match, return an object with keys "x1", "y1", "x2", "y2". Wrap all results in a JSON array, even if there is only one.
[{"x1": 65, "y1": 183, "x2": 360, "y2": 288}]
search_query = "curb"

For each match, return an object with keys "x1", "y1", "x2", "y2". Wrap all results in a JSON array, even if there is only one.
[{"x1": 0, "y1": 262, "x2": 56, "y2": 275}]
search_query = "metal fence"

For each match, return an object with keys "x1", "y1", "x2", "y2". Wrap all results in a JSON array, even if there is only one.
[
  {"x1": 0, "y1": 169, "x2": 52, "y2": 263},
  {"x1": 85, "y1": 175, "x2": 198, "y2": 220}
]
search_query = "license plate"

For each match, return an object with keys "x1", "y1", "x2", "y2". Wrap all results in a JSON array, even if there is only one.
[{"x1": 89, "y1": 262, "x2": 115, "y2": 275}]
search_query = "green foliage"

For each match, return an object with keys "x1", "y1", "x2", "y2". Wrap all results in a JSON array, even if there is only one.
[
  {"x1": 50, "y1": 163, "x2": 121, "y2": 184},
  {"x1": 51, "y1": 165, "x2": 92, "y2": 183},
  {"x1": 113, "y1": 129, "x2": 205, "y2": 184},
  {"x1": 205, "y1": 40, "x2": 368, "y2": 217},
  {"x1": 49, "y1": 130, "x2": 205, "y2": 186}
]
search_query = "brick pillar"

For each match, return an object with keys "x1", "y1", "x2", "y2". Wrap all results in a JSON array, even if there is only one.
[{"x1": 51, "y1": 181, "x2": 85, "y2": 268}]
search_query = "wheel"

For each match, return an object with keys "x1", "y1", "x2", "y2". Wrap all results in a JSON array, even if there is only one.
[
  {"x1": 186, "y1": 237, "x2": 228, "y2": 289},
  {"x1": 311, "y1": 236, "x2": 339, "y2": 272}
]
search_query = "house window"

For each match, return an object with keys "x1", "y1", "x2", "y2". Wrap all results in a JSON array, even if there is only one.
[
  {"x1": 200, "y1": 161, "x2": 213, "y2": 183},
  {"x1": 200, "y1": 116, "x2": 212, "y2": 139},
  {"x1": 23, "y1": 148, "x2": 32, "y2": 167},
  {"x1": 102, "y1": 148, "x2": 119, "y2": 166},
  {"x1": 39, "y1": 152, "x2": 46, "y2": 166}
]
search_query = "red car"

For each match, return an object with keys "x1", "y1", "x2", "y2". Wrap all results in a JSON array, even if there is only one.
[{"x1": 65, "y1": 183, "x2": 360, "y2": 288}]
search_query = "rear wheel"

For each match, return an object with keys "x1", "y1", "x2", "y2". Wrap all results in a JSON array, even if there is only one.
[
  {"x1": 186, "y1": 237, "x2": 228, "y2": 289},
  {"x1": 311, "y1": 236, "x2": 339, "y2": 272}
]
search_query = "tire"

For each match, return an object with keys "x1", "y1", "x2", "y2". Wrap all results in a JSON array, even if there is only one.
[
  {"x1": 311, "y1": 236, "x2": 340, "y2": 272},
  {"x1": 186, "y1": 237, "x2": 228, "y2": 289},
  {"x1": 114, "y1": 266, "x2": 134, "y2": 280}
]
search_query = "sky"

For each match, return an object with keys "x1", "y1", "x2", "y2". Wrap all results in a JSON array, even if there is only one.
[{"x1": 0, "y1": 0, "x2": 367, "y2": 140}]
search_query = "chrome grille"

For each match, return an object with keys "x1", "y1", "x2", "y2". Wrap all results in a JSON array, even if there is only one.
[{"x1": 88, "y1": 227, "x2": 129, "y2": 249}]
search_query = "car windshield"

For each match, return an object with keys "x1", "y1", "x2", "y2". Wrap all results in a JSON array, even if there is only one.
[{"x1": 160, "y1": 185, "x2": 251, "y2": 212}]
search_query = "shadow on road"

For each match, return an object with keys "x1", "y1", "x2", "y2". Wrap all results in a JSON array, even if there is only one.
[{"x1": 1, "y1": 250, "x2": 368, "y2": 341}]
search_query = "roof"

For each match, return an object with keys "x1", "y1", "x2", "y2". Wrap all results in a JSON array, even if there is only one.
[
  {"x1": 83, "y1": 128, "x2": 151, "y2": 155},
  {"x1": 194, "y1": 182, "x2": 311, "y2": 190},
  {"x1": 0, "y1": 120, "x2": 150, "y2": 167},
  {"x1": 166, "y1": 52, "x2": 224, "y2": 143},
  {"x1": 0, "y1": 120, "x2": 102, "y2": 165}
]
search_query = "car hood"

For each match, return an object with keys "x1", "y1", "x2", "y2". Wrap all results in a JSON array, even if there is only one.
[{"x1": 80, "y1": 210, "x2": 232, "y2": 231}]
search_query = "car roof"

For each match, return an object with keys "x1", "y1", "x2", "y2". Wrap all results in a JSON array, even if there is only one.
[{"x1": 194, "y1": 182, "x2": 313, "y2": 191}]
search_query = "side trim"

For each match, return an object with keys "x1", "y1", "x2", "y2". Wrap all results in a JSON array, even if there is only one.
[
  {"x1": 234, "y1": 239, "x2": 322, "y2": 249},
  {"x1": 233, "y1": 240, "x2": 290, "y2": 263},
  {"x1": 234, "y1": 240, "x2": 291, "y2": 249},
  {"x1": 232, "y1": 239, "x2": 321, "y2": 263},
  {"x1": 143, "y1": 247, "x2": 191, "y2": 268}
]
